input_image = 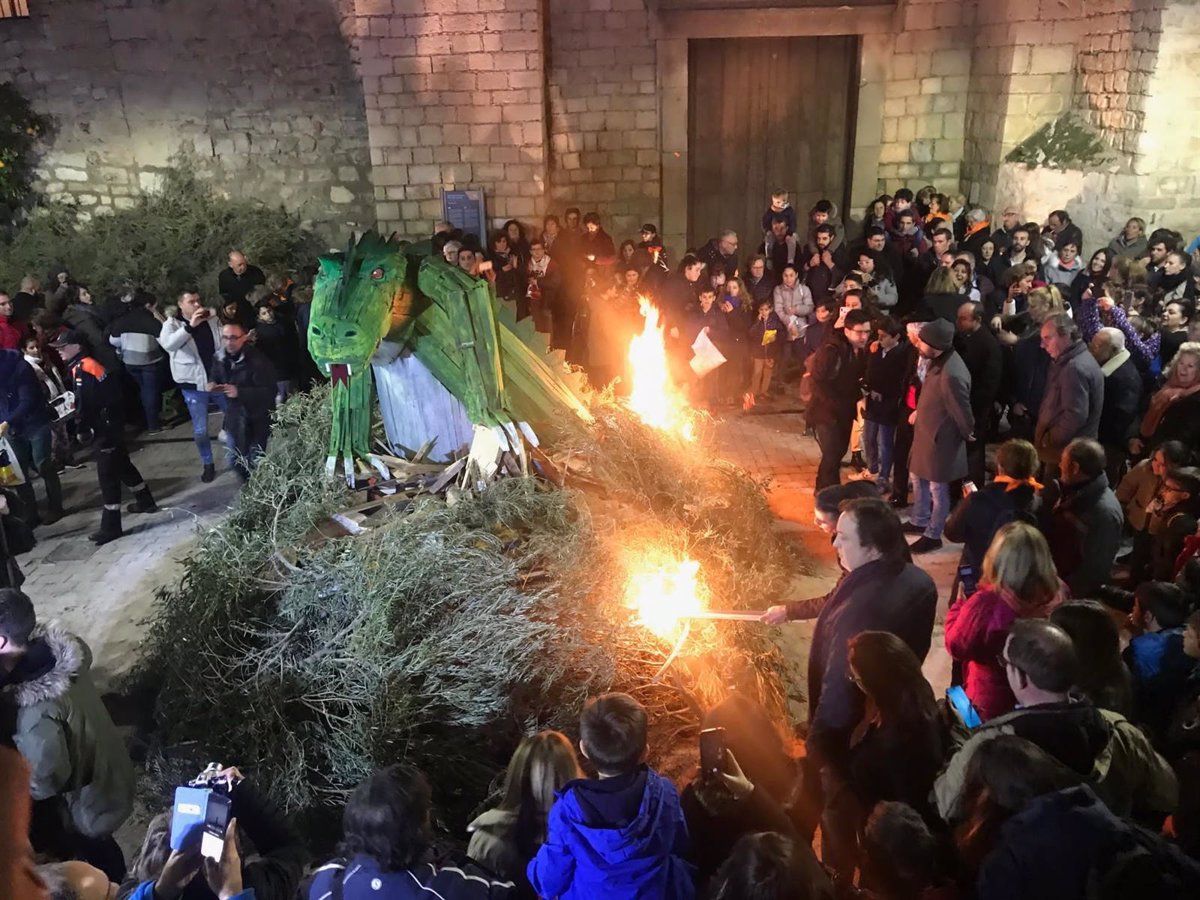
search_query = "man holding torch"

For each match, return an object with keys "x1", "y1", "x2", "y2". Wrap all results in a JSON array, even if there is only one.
[{"x1": 759, "y1": 499, "x2": 937, "y2": 868}]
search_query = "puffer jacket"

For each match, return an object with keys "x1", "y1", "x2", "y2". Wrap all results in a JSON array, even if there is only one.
[
  {"x1": 158, "y1": 314, "x2": 221, "y2": 391},
  {"x1": 106, "y1": 307, "x2": 165, "y2": 367},
  {"x1": 944, "y1": 580, "x2": 1067, "y2": 721},
  {"x1": 0, "y1": 625, "x2": 134, "y2": 838}
]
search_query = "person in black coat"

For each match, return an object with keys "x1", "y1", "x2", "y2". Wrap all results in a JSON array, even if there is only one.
[
  {"x1": 821, "y1": 631, "x2": 948, "y2": 878},
  {"x1": 955, "y1": 300, "x2": 1003, "y2": 486},
  {"x1": 208, "y1": 321, "x2": 278, "y2": 482},
  {"x1": 761, "y1": 499, "x2": 938, "y2": 847},
  {"x1": 1040, "y1": 439, "x2": 1123, "y2": 598},
  {"x1": 1089, "y1": 327, "x2": 1143, "y2": 485},
  {"x1": 697, "y1": 231, "x2": 740, "y2": 281},
  {"x1": 217, "y1": 251, "x2": 266, "y2": 303},
  {"x1": 944, "y1": 438, "x2": 1042, "y2": 602},
  {"x1": 807, "y1": 309, "x2": 872, "y2": 490},
  {"x1": 862, "y1": 316, "x2": 911, "y2": 486}
]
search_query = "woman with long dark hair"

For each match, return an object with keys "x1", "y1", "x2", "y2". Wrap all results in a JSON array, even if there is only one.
[
  {"x1": 1069, "y1": 248, "x2": 1112, "y2": 314},
  {"x1": 821, "y1": 631, "x2": 948, "y2": 878},
  {"x1": 1049, "y1": 600, "x2": 1134, "y2": 716},
  {"x1": 467, "y1": 731, "x2": 582, "y2": 896}
]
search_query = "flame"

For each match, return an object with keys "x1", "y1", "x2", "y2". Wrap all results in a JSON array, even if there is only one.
[
  {"x1": 626, "y1": 554, "x2": 707, "y2": 640},
  {"x1": 627, "y1": 297, "x2": 695, "y2": 441}
]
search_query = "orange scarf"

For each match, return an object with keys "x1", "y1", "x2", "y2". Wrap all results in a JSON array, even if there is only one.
[
  {"x1": 1141, "y1": 381, "x2": 1200, "y2": 438},
  {"x1": 993, "y1": 474, "x2": 1043, "y2": 492}
]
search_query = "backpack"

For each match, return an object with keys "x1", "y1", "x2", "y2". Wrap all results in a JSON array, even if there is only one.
[{"x1": 1086, "y1": 822, "x2": 1200, "y2": 899}]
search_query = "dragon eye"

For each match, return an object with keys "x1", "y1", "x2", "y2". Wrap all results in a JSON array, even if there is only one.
[{"x1": 371, "y1": 267, "x2": 384, "y2": 281}]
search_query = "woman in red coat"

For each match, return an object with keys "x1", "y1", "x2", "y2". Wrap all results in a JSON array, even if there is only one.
[{"x1": 944, "y1": 521, "x2": 1068, "y2": 721}]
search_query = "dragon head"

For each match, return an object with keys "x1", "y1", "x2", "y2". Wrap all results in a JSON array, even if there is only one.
[{"x1": 309, "y1": 230, "x2": 411, "y2": 387}]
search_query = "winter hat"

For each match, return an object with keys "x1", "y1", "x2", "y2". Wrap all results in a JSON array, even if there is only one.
[{"x1": 918, "y1": 318, "x2": 955, "y2": 351}]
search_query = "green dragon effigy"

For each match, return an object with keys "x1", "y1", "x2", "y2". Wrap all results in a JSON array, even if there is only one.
[{"x1": 307, "y1": 231, "x2": 591, "y2": 480}]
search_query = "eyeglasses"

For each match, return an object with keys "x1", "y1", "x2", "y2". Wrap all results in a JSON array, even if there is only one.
[{"x1": 849, "y1": 328, "x2": 872, "y2": 337}]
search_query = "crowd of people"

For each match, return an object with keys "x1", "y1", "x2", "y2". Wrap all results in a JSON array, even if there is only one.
[{"x1": 3, "y1": 183, "x2": 1200, "y2": 899}]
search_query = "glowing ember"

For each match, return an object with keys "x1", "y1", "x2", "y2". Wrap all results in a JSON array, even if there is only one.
[
  {"x1": 627, "y1": 555, "x2": 708, "y2": 640},
  {"x1": 627, "y1": 297, "x2": 695, "y2": 441}
]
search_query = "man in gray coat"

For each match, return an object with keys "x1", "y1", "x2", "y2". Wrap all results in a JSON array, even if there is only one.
[
  {"x1": 0, "y1": 588, "x2": 133, "y2": 880},
  {"x1": 1035, "y1": 313, "x2": 1104, "y2": 479},
  {"x1": 906, "y1": 318, "x2": 974, "y2": 553}
]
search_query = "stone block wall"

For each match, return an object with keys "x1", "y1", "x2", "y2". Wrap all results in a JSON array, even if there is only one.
[
  {"x1": 873, "y1": 0, "x2": 974, "y2": 194},
  {"x1": 544, "y1": 0, "x2": 659, "y2": 240},
  {"x1": 0, "y1": 0, "x2": 374, "y2": 240},
  {"x1": 348, "y1": 0, "x2": 547, "y2": 239}
]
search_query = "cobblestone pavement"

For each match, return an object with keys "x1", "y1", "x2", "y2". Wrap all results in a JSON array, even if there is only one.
[
  {"x1": 18, "y1": 398, "x2": 956, "y2": 703},
  {"x1": 14, "y1": 417, "x2": 240, "y2": 690}
]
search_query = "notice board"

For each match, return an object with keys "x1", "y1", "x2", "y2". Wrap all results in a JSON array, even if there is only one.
[{"x1": 442, "y1": 189, "x2": 487, "y2": 245}]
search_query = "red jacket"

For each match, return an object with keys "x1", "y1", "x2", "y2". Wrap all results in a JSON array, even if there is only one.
[
  {"x1": 944, "y1": 581, "x2": 1067, "y2": 721},
  {"x1": 0, "y1": 317, "x2": 26, "y2": 352}
]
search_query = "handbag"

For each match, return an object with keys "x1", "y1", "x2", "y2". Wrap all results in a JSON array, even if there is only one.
[{"x1": 0, "y1": 438, "x2": 25, "y2": 487}]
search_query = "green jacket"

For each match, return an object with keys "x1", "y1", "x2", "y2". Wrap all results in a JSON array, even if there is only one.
[
  {"x1": 3, "y1": 625, "x2": 134, "y2": 837},
  {"x1": 933, "y1": 700, "x2": 1177, "y2": 825}
]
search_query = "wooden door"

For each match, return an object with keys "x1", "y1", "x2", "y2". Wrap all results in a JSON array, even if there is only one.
[{"x1": 687, "y1": 36, "x2": 859, "y2": 254}]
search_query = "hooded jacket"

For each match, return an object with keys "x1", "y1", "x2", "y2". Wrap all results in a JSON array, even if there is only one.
[
  {"x1": 975, "y1": 786, "x2": 1200, "y2": 900},
  {"x1": 1034, "y1": 339, "x2": 1104, "y2": 464},
  {"x1": 944, "y1": 581, "x2": 1067, "y2": 722},
  {"x1": 527, "y1": 767, "x2": 695, "y2": 900},
  {"x1": 308, "y1": 854, "x2": 514, "y2": 900},
  {"x1": 0, "y1": 349, "x2": 52, "y2": 438},
  {"x1": 0, "y1": 625, "x2": 134, "y2": 838},
  {"x1": 934, "y1": 700, "x2": 1177, "y2": 825}
]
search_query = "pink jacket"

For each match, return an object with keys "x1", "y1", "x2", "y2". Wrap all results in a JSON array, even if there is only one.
[{"x1": 944, "y1": 582, "x2": 1067, "y2": 721}]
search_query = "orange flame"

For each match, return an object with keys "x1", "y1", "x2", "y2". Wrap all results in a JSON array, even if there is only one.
[
  {"x1": 626, "y1": 554, "x2": 708, "y2": 640},
  {"x1": 627, "y1": 297, "x2": 695, "y2": 441}
]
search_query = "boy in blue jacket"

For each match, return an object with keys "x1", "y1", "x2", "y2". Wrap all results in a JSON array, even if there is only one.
[
  {"x1": 1127, "y1": 581, "x2": 1196, "y2": 740},
  {"x1": 528, "y1": 692, "x2": 696, "y2": 899}
]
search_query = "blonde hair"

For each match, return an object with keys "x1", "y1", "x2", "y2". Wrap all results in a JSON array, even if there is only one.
[
  {"x1": 982, "y1": 522, "x2": 1060, "y2": 609},
  {"x1": 1027, "y1": 285, "x2": 1066, "y2": 322},
  {"x1": 926, "y1": 266, "x2": 960, "y2": 295},
  {"x1": 1165, "y1": 342, "x2": 1200, "y2": 385}
]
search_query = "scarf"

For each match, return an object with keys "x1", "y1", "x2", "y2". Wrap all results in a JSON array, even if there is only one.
[
  {"x1": 965, "y1": 219, "x2": 990, "y2": 239},
  {"x1": 993, "y1": 474, "x2": 1044, "y2": 493},
  {"x1": 1100, "y1": 347, "x2": 1131, "y2": 377},
  {"x1": 1141, "y1": 380, "x2": 1200, "y2": 438}
]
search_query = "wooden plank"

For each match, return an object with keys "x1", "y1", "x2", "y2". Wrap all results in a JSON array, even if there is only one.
[{"x1": 660, "y1": 6, "x2": 896, "y2": 39}]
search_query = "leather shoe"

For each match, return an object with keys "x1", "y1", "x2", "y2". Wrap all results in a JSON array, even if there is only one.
[
  {"x1": 909, "y1": 536, "x2": 944, "y2": 554},
  {"x1": 902, "y1": 522, "x2": 927, "y2": 535}
]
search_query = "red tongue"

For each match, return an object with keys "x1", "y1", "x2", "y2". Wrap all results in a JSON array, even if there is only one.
[{"x1": 330, "y1": 364, "x2": 349, "y2": 386}]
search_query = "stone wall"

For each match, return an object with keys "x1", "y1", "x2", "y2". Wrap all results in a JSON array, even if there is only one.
[
  {"x1": 0, "y1": 0, "x2": 374, "y2": 240},
  {"x1": 874, "y1": 0, "x2": 974, "y2": 196},
  {"x1": 348, "y1": 0, "x2": 547, "y2": 239},
  {"x1": 544, "y1": 0, "x2": 659, "y2": 241}
]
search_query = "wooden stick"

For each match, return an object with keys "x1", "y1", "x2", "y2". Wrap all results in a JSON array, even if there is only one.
[{"x1": 681, "y1": 610, "x2": 767, "y2": 622}]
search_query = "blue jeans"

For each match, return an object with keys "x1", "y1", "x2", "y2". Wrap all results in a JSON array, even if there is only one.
[
  {"x1": 128, "y1": 363, "x2": 164, "y2": 430},
  {"x1": 863, "y1": 419, "x2": 896, "y2": 480},
  {"x1": 182, "y1": 388, "x2": 229, "y2": 465},
  {"x1": 10, "y1": 424, "x2": 63, "y2": 515},
  {"x1": 909, "y1": 477, "x2": 952, "y2": 540}
]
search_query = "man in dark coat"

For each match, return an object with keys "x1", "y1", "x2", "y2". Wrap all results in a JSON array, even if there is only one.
[
  {"x1": 802, "y1": 225, "x2": 844, "y2": 303},
  {"x1": 697, "y1": 230, "x2": 740, "y2": 281},
  {"x1": 1088, "y1": 327, "x2": 1142, "y2": 485},
  {"x1": 807, "y1": 309, "x2": 871, "y2": 491},
  {"x1": 0, "y1": 349, "x2": 63, "y2": 526},
  {"x1": 907, "y1": 318, "x2": 974, "y2": 553},
  {"x1": 208, "y1": 322, "x2": 278, "y2": 482},
  {"x1": 1041, "y1": 438, "x2": 1123, "y2": 598},
  {"x1": 955, "y1": 301, "x2": 1003, "y2": 487},
  {"x1": 761, "y1": 499, "x2": 937, "y2": 866},
  {"x1": 217, "y1": 250, "x2": 266, "y2": 303},
  {"x1": 1035, "y1": 314, "x2": 1104, "y2": 479}
]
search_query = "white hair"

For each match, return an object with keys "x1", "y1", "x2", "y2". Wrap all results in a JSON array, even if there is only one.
[
  {"x1": 968, "y1": 207, "x2": 988, "y2": 223},
  {"x1": 720, "y1": 229, "x2": 738, "y2": 241},
  {"x1": 1099, "y1": 327, "x2": 1125, "y2": 351}
]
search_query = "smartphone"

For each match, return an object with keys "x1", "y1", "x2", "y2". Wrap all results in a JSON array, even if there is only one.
[
  {"x1": 200, "y1": 793, "x2": 232, "y2": 862},
  {"x1": 170, "y1": 786, "x2": 211, "y2": 850},
  {"x1": 958, "y1": 564, "x2": 979, "y2": 598},
  {"x1": 839, "y1": 306, "x2": 851, "y2": 318},
  {"x1": 699, "y1": 727, "x2": 727, "y2": 778}
]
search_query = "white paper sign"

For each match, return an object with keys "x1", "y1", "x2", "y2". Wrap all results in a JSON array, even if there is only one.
[{"x1": 689, "y1": 330, "x2": 727, "y2": 378}]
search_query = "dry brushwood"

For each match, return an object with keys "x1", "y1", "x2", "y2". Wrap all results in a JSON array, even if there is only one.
[{"x1": 132, "y1": 384, "x2": 802, "y2": 835}]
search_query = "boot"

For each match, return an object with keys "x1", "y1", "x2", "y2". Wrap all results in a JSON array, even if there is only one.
[
  {"x1": 201, "y1": 463, "x2": 216, "y2": 483},
  {"x1": 849, "y1": 450, "x2": 867, "y2": 471},
  {"x1": 90, "y1": 508, "x2": 123, "y2": 545},
  {"x1": 126, "y1": 486, "x2": 159, "y2": 514}
]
